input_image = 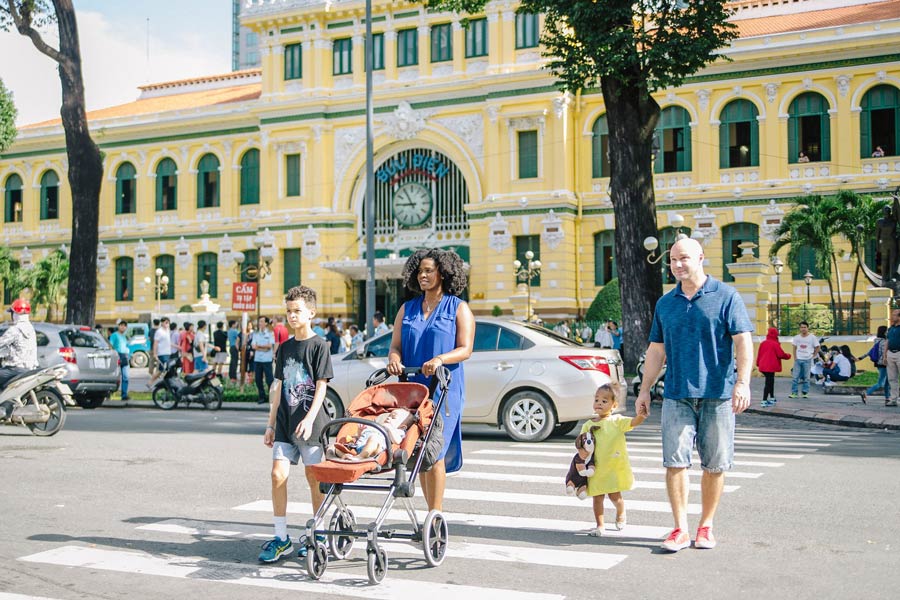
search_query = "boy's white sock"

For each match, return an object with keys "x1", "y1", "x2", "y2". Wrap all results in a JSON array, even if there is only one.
[{"x1": 274, "y1": 516, "x2": 288, "y2": 540}]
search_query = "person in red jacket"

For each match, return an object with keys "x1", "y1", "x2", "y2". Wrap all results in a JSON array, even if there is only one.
[{"x1": 757, "y1": 327, "x2": 791, "y2": 407}]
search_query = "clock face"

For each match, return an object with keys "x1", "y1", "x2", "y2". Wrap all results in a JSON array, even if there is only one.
[{"x1": 393, "y1": 182, "x2": 432, "y2": 227}]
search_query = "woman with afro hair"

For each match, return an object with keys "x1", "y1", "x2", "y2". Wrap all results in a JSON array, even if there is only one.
[{"x1": 387, "y1": 248, "x2": 475, "y2": 512}]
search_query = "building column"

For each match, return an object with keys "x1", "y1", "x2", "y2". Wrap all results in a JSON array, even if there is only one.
[
  {"x1": 452, "y1": 20, "x2": 464, "y2": 74},
  {"x1": 727, "y1": 241, "x2": 770, "y2": 335},
  {"x1": 417, "y1": 23, "x2": 432, "y2": 78},
  {"x1": 384, "y1": 30, "x2": 397, "y2": 82},
  {"x1": 867, "y1": 286, "x2": 893, "y2": 331},
  {"x1": 352, "y1": 33, "x2": 365, "y2": 87}
]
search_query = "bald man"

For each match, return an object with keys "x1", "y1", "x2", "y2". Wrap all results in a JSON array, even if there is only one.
[{"x1": 636, "y1": 237, "x2": 754, "y2": 552}]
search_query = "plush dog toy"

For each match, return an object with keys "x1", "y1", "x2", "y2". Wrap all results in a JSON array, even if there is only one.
[{"x1": 564, "y1": 431, "x2": 596, "y2": 500}]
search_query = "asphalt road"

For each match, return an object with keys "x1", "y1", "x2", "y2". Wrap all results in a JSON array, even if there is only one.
[{"x1": 1, "y1": 406, "x2": 898, "y2": 599}]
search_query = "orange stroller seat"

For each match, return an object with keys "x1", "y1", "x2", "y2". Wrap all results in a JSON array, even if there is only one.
[{"x1": 311, "y1": 382, "x2": 434, "y2": 484}]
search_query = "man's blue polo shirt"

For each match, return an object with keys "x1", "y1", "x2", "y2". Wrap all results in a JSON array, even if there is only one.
[{"x1": 648, "y1": 275, "x2": 753, "y2": 400}]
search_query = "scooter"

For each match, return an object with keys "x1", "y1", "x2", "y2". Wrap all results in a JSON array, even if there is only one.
[
  {"x1": 0, "y1": 364, "x2": 75, "y2": 436},
  {"x1": 151, "y1": 358, "x2": 223, "y2": 410},
  {"x1": 631, "y1": 351, "x2": 666, "y2": 402}
]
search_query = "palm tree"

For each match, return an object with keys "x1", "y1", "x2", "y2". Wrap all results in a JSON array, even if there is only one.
[
  {"x1": 0, "y1": 245, "x2": 22, "y2": 304},
  {"x1": 19, "y1": 250, "x2": 69, "y2": 321},
  {"x1": 770, "y1": 195, "x2": 847, "y2": 310}
]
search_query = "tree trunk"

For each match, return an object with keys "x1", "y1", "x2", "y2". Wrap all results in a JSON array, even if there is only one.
[
  {"x1": 601, "y1": 76, "x2": 662, "y2": 372},
  {"x1": 55, "y1": 0, "x2": 102, "y2": 325}
]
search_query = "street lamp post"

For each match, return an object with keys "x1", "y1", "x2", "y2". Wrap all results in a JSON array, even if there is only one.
[
  {"x1": 233, "y1": 229, "x2": 276, "y2": 321},
  {"x1": 643, "y1": 213, "x2": 687, "y2": 265},
  {"x1": 513, "y1": 250, "x2": 542, "y2": 322},
  {"x1": 144, "y1": 267, "x2": 169, "y2": 314},
  {"x1": 804, "y1": 270, "x2": 813, "y2": 304},
  {"x1": 771, "y1": 257, "x2": 784, "y2": 333}
]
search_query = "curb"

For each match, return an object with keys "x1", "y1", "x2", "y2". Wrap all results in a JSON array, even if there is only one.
[
  {"x1": 102, "y1": 400, "x2": 269, "y2": 412},
  {"x1": 746, "y1": 407, "x2": 900, "y2": 431}
]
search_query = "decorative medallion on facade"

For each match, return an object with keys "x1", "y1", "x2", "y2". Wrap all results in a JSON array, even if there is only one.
[
  {"x1": 134, "y1": 239, "x2": 151, "y2": 271},
  {"x1": 835, "y1": 74, "x2": 851, "y2": 97},
  {"x1": 218, "y1": 233, "x2": 234, "y2": 266},
  {"x1": 175, "y1": 237, "x2": 191, "y2": 269},
  {"x1": 380, "y1": 101, "x2": 434, "y2": 141},
  {"x1": 690, "y1": 205, "x2": 719, "y2": 247},
  {"x1": 760, "y1": 200, "x2": 785, "y2": 241},
  {"x1": 303, "y1": 225, "x2": 322, "y2": 260},
  {"x1": 97, "y1": 242, "x2": 110, "y2": 274},
  {"x1": 541, "y1": 210, "x2": 565, "y2": 250},
  {"x1": 19, "y1": 246, "x2": 33, "y2": 270},
  {"x1": 695, "y1": 89, "x2": 710, "y2": 111},
  {"x1": 488, "y1": 212, "x2": 512, "y2": 253},
  {"x1": 434, "y1": 114, "x2": 484, "y2": 167},
  {"x1": 765, "y1": 82, "x2": 779, "y2": 103}
]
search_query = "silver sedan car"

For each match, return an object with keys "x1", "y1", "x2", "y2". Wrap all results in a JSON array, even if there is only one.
[{"x1": 326, "y1": 318, "x2": 625, "y2": 443}]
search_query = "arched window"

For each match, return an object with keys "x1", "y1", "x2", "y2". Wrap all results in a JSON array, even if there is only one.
[
  {"x1": 791, "y1": 246, "x2": 825, "y2": 281},
  {"x1": 719, "y1": 100, "x2": 759, "y2": 168},
  {"x1": 240, "y1": 249, "x2": 259, "y2": 283},
  {"x1": 658, "y1": 226, "x2": 693, "y2": 284},
  {"x1": 197, "y1": 252, "x2": 218, "y2": 298},
  {"x1": 591, "y1": 115, "x2": 610, "y2": 178},
  {"x1": 115, "y1": 162, "x2": 137, "y2": 214},
  {"x1": 40, "y1": 170, "x2": 59, "y2": 220},
  {"x1": 654, "y1": 106, "x2": 692, "y2": 173},
  {"x1": 240, "y1": 149, "x2": 260, "y2": 205},
  {"x1": 155, "y1": 158, "x2": 177, "y2": 211},
  {"x1": 722, "y1": 222, "x2": 760, "y2": 282},
  {"x1": 860, "y1": 84, "x2": 899, "y2": 158},
  {"x1": 197, "y1": 153, "x2": 220, "y2": 208},
  {"x1": 115, "y1": 257, "x2": 133, "y2": 302},
  {"x1": 4, "y1": 173, "x2": 23, "y2": 223},
  {"x1": 788, "y1": 92, "x2": 831, "y2": 163},
  {"x1": 593, "y1": 230, "x2": 616, "y2": 285},
  {"x1": 155, "y1": 254, "x2": 175, "y2": 300}
]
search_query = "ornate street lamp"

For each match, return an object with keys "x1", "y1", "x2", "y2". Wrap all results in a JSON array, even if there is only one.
[
  {"x1": 233, "y1": 229, "x2": 276, "y2": 320},
  {"x1": 804, "y1": 270, "x2": 813, "y2": 304},
  {"x1": 513, "y1": 250, "x2": 542, "y2": 322},
  {"x1": 144, "y1": 267, "x2": 169, "y2": 314},
  {"x1": 771, "y1": 257, "x2": 784, "y2": 333},
  {"x1": 644, "y1": 213, "x2": 687, "y2": 264}
]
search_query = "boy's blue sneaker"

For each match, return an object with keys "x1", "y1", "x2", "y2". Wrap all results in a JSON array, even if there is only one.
[
  {"x1": 259, "y1": 536, "x2": 293, "y2": 563},
  {"x1": 761, "y1": 400, "x2": 775, "y2": 407}
]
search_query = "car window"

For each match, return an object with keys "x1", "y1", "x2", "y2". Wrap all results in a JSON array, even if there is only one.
[
  {"x1": 0, "y1": 326, "x2": 51, "y2": 347},
  {"x1": 521, "y1": 322, "x2": 582, "y2": 347},
  {"x1": 360, "y1": 333, "x2": 391, "y2": 358},
  {"x1": 497, "y1": 326, "x2": 527, "y2": 351},
  {"x1": 60, "y1": 330, "x2": 110, "y2": 349},
  {"x1": 473, "y1": 323, "x2": 499, "y2": 352}
]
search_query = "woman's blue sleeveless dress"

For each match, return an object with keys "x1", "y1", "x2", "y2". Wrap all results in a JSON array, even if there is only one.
[{"x1": 401, "y1": 295, "x2": 465, "y2": 473}]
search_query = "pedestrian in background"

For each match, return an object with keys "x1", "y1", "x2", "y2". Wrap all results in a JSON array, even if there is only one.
[
  {"x1": 169, "y1": 322, "x2": 179, "y2": 358},
  {"x1": 860, "y1": 325, "x2": 889, "y2": 405},
  {"x1": 608, "y1": 320, "x2": 622, "y2": 353},
  {"x1": 179, "y1": 322, "x2": 195, "y2": 375},
  {"x1": 580, "y1": 322, "x2": 593, "y2": 345},
  {"x1": 636, "y1": 237, "x2": 753, "y2": 553},
  {"x1": 227, "y1": 320, "x2": 240, "y2": 383},
  {"x1": 583, "y1": 382, "x2": 646, "y2": 537},
  {"x1": 109, "y1": 320, "x2": 131, "y2": 401},
  {"x1": 373, "y1": 311, "x2": 389, "y2": 336},
  {"x1": 756, "y1": 327, "x2": 791, "y2": 407},
  {"x1": 148, "y1": 318, "x2": 160, "y2": 378},
  {"x1": 886, "y1": 309, "x2": 900, "y2": 407},
  {"x1": 788, "y1": 321, "x2": 818, "y2": 398},
  {"x1": 149, "y1": 317, "x2": 172, "y2": 387},
  {"x1": 213, "y1": 321, "x2": 228, "y2": 378},
  {"x1": 193, "y1": 320, "x2": 209, "y2": 372},
  {"x1": 555, "y1": 320, "x2": 571, "y2": 339},
  {"x1": 272, "y1": 315, "x2": 289, "y2": 352},
  {"x1": 252, "y1": 316, "x2": 275, "y2": 404},
  {"x1": 594, "y1": 322, "x2": 613, "y2": 349},
  {"x1": 325, "y1": 318, "x2": 342, "y2": 354},
  {"x1": 349, "y1": 324, "x2": 364, "y2": 352}
]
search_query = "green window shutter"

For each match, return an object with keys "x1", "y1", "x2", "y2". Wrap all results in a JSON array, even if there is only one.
[
  {"x1": 749, "y1": 117, "x2": 760, "y2": 166},
  {"x1": 240, "y1": 149, "x2": 260, "y2": 205},
  {"x1": 431, "y1": 23, "x2": 452, "y2": 63},
  {"x1": 594, "y1": 231, "x2": 616, "y2": 286},
  {"x1": 197, "y1": 253, "x2": 218, "y2": 298},
  {"x1": 368, "y1": 33, "x2": 384, "y2": 70},
  {"x1": 722, "y1": 223, "x2": 760, "y2": 282},
  {"x1": 682, "y1": 125, "x2": 692, "y2": 172},
  {"x1": 465, "y1": 18, "x2": 487, "y2": 58},
  {"x1": 821, "y1": 112, "x2": 831, "y2": 162},
  {"x1": 591, "y1": 116, "x2": 608, "y2": 178},
  {"x1": 792, "y1": 246, "x2": 824, "y2": 281},
  {"x1": 518, "y1": 130, "x2": 538, "y2": 179},
  {"x1": 286, "y1": 154, "x2": 301, "y2": 197},
  {"x1": 197, "y1": 154, "x2": 220, "y2": 208},
  {"x1": 788, "y1": 115, "x2": 799, "y2": 163},
  {"x1": 333, "y1": 38, "x2": 352, "y2": 75},
  {"x1": 115, "y1": 257, "x2": 133, "y2": 302},
  {"x1": 283, "y1": 248, "x2": 302, "y2": 293},
  {"x1": 514, "y1": 235, "x2": 541, "y2": 287},
  {"x1": 4, "y1": 174, "x2": 22, "y2": 223},
  {"x1": 398, "y1": 29, "x2": 418, "y2": 67},
  {"x1": 156, "y1": 158, "x2": 177, "y2": 211},
  {"x1": 653, "y1": 130, "x2": 663, "y2": 173},
  {"x1": 284, "y1": 43, "x2": 302, "y2": 80},
  {"x1": 115, "y1": 162, "x2": 136, "y2": 215},
  {"x1": 516, "y1": 13, "x2": 539, "y2": 49},
  {"x1": 719, "y1": 123, "x2": 730, "y2": 169},
  {"x1": 155, "y1": 255, "x2": 175, "y2": 300},
  {"x1": 40, "y1": 171, "x2": 59, "y2": 220},
  {"x1": 860, "y1": 108, "x2": 871, "y2": 160},
  {"x1": 241, "y1": 249, "x2": 259, "y2": 283}
]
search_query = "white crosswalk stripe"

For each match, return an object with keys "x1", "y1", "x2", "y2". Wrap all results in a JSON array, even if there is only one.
[{"x1": 18, "y1": 425, "x2": 866, "y2": 598}]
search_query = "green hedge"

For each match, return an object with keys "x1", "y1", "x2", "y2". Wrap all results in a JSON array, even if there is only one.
[{"x1": 586, "y1": 278, "x2": 621, "y2": 323}]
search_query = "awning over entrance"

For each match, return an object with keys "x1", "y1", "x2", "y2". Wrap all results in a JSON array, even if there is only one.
[{"x1": 320, "y1": 257, "x2": 409, "y2": 280}]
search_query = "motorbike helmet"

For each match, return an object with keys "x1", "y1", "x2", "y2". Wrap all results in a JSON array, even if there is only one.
[{"x1": 7, "y1": 298, "x2": 30, "y2": 315}]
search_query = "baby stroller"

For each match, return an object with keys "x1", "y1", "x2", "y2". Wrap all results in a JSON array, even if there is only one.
[{"x1": 303, "y1": 366, "x2": 450, "y2": 584}]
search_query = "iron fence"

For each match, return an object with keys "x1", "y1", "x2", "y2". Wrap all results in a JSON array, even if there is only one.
[{"x1": 768, "y1": 303, "x2": 870, "y2": 337}]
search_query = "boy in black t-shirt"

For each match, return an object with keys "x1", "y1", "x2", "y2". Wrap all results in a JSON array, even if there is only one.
[{"x1": 259, "y1": 285, "x2": 334, "y2": 563}]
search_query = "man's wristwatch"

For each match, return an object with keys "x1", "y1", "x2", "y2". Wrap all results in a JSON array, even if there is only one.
[{"x1": 265, "y1": 425, "x2": 275, "y2": 432}]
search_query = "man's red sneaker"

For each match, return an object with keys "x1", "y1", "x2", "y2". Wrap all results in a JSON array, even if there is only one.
[
  {"x1": 660, "y1": 528, "x2": 690, "y2": 552},
  {"x1": 695, "y1": 526, "x2": 717, "y2": 549}
]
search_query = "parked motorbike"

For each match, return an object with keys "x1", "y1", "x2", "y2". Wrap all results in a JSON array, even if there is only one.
[
  {"x1": 0, "y1": 365, "x2": 75, "y2": 436},
  {"x1": 151, "y1": 358, "x2": 223, "y2": 410},
  {"x1": 631, "y1": 351, "x2": 666, "y2": 402}
]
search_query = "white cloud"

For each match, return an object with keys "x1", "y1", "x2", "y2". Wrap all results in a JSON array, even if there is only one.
[{"x1": 0, "y1": 10, "x2": 230, "y2": 126}]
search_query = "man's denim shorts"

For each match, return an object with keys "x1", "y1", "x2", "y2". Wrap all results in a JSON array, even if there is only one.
[
  {"x1": 661, "y1": 398, "x2": 735, "y2": 473},
  {"x1": 273, "y1": 441, "x2": 324, "y2": 466}
]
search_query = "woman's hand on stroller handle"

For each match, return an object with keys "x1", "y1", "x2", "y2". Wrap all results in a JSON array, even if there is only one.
[{"x1": 387, "y1": 360, "x2": 404, "y2": 376}]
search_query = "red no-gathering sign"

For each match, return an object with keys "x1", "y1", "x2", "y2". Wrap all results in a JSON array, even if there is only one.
[{"x1": 232, "y1": 282, "x2": 258, "y2": 312}]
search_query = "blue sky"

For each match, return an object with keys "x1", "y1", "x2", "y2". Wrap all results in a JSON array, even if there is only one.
[{"x1": 0, "y1": 1, "x2": 232, "y2": 125}]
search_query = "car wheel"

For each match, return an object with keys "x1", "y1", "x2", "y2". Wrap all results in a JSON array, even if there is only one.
[
  {"x1": 130, "y1": 351, "x2": 149, "y2": 369},
  {"x1": 501, "y1": 390, "x2": 556, "y2": 443},
  {"x1": 76, "y1": 394, "x2": 107, "y2": 409},
  {"x1": 552, "y1": 421, "x2": 579, "y2": 436},
  {"x1": 325, "y1": 389, "x2": 344, "y2": 419}
]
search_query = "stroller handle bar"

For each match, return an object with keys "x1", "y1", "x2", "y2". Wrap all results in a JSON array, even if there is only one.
[{"x1": 365, "y1": 365, "x2": 451, "y2": 393}]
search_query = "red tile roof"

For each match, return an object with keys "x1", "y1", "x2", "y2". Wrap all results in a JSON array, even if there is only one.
[{"x1": 733, "y1": 0, "x2": 900, "y2": 38}]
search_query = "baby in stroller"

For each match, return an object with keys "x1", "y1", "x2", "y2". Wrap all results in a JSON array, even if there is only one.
[{"x1": 331, "y1": 407, "x2": 416, "y2": 460}]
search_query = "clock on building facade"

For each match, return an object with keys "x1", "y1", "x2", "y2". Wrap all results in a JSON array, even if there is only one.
[{"x1": 393, "y1": 181, "x2": 432, "y2": 227}]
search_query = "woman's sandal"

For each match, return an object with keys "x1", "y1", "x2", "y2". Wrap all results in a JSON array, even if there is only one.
[{"x1": 615, "y1": 517, "x2": 627, "y2": 531}]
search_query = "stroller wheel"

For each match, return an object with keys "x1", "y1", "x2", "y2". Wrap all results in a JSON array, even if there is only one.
[
  {"x1": 328, "y1": 508, "x2": 356, "y2": 560},
  {"x1": 306, "y1": 540, "x2": 328, "y2": 580},
  {"x1": 366, "y1": 546, "x2": 388, "y2": 584},
  {"x1": 422, "y1": 510, "x2": 449, "y2": 567}
]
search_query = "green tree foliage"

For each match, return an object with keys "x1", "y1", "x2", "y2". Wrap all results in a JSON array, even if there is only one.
[
  {"x1": 783, "y1": 303, "x2": 833, "y2": 338},
  {"x1": 585, "y1": 278, "x2": 621, "y2": 323},
  {"x1": 1, "y1": 0, "x2": 104, "y2": 326},
  {"x1": 18, "y1": 249, "x2": 69, "y2": 321},
  {"x1": 0, "y1": 77, "x2": 17, "y2": 153},
  {"x1": 425, "y1": 0, "x2": 736, "y2": 370}
]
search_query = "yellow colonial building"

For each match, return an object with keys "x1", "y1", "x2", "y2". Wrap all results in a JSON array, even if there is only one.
[{"x1": 1, "y1": 0, "x2": 899, "y2": 329}]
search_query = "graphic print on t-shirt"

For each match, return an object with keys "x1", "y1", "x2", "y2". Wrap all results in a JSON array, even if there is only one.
[{"x1": 282, "y1": 356, "x2": 315, "y2": 410}]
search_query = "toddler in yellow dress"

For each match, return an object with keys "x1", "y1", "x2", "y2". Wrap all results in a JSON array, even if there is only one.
[{"x1": 582, "y1": 383, "x2": 647, "y2": 536}]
